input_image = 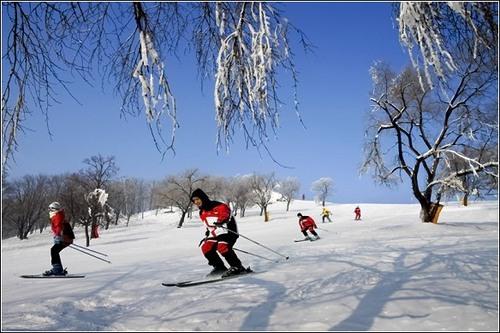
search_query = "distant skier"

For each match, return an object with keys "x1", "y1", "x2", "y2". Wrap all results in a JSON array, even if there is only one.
[
  {"x1": 191, "y1": 188, "x2": 249, "y2": 278},
  {"x1": 43, "y1": 202, "x2": 75, "y2": 276},
  {"x1": 354, "y1": 206, "x2": 362, "y2": 220},
  {"x1": 321, "y1": 207, "x2": 332, "y2": 223},
  {"x1": 297, "y1": 213, "x2": 320, "y2": 240}
]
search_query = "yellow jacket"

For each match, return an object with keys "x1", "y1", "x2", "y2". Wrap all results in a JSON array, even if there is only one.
[{"x1": 321, "y1": 208, "x2": 331, "y2": 216}]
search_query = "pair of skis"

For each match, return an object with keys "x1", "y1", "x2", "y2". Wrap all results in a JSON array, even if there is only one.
[
  {"x1": 21, "y1": 273, "x2": 85, "y2": 279},
  {"x1": 294, "y1": 237, "x2": 320, "y2": 242},
  {"x1": 162, "y1": 267, "x2": 257, "y2": 287}
]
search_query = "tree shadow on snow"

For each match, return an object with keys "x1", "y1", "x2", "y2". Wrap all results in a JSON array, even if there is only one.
[{"x1": 323, "y1": 238, "x2": 498, "y2": 331}]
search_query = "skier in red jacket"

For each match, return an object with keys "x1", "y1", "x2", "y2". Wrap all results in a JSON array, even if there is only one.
[
  {"x1": 43, "y1": 202, "x2": 75, "y2": 276},
  {"x1": 191, "y1": 189, "x2": 249, "y2": 278},
  {"x1": 297, "y1": 213, "x2": 320, "y2": 240},
  {"x1": 354, "y1": 206, "x2": 362, "y2": 220}
]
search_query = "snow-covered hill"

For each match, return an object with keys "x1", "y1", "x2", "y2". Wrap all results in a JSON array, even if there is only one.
[{"x1": 2, "y1": 200, "x2": 498, "y2": 331}]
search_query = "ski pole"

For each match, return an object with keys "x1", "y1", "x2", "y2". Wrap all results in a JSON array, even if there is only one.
[
  {"x1": 69, "y1": 245, "x2": 111, "y2": 264},
  {"x1": 219, "y1": 226, "x2": 289, "y2": 260},
  {"x1": 316, "y1": 227, "x2": 337, "y2": 234},
  {"x1": 233, "y1": 247, "x2": 280, "y2": 263},
  {"x1": 71, "y1": 243, "x2": 108, "y2": 257}
]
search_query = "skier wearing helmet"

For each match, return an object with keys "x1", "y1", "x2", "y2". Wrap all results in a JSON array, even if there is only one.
[{"x1": 43, "y1": 202, "x2": 75, "y2": 276}]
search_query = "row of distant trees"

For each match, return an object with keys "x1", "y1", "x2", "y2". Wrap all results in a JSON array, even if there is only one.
[{"x1": 2, "y1": 156, "x2": 337, "y2": 241}]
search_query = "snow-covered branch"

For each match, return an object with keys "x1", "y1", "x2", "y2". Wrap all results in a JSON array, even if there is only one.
[
  {"x1": 213, "y1": 3, "x2": 302, "y2": 153},
  {"x1": 132, "y1": 3, "x2": 178, "y2": 154},
  {"x1": 398, "y1": 2, "x2": 498, "y2": 89}
]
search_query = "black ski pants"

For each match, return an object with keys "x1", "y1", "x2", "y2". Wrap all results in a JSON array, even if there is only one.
[
  {"x1": 204, "y1": 233, "x2": 242, "y2": 269},
  {"x1": 50, "y1": 243, "x2": 69, "y2": 266}
]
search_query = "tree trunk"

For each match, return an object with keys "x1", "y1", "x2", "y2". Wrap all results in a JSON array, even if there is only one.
[
  {"x1": 264, "y1": 207, "x2": 269, "y2": 222},
  {"x1": 462, "y1": 194, "x2": 469, "y2": 206},
  {"x1": 177, "y1": 211, "x2": 187, "y2": 228},
  {"x1": 114, "y1": 209, "x2": 120, "y2": 225},
  {"x1": 419, "y1": 202, "x2": 443, "y2": 223},
  {"x1": 286, "y1": 200, "x2": 291, "y2": 211},
  {"x1": 84, "y1": 223, "x2": 90, "y2": 246}
]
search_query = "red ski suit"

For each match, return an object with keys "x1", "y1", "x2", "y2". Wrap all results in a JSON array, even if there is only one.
[
  {"x1": 354, "y1": 207, "x2": 361, "y2": 220},
  {"x1": 199, "y1": 202, "x2": 237, "y2": 257},
  {"x1": 50, "y1": 210, "x2": 74, "y2": 245},
  {"x1": 50, "y1": 210, "x2": 66, "y2": 237},
  {"x1": 299, "y1": 216, "x2": 317, "y2": 232}
]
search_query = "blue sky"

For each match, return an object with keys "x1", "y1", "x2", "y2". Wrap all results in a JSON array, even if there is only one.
[{"x1": 5, "y1": 2, "x2": 418, "y2": 204}]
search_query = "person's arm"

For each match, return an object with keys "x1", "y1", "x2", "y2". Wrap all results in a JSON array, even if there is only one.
[{"x1": 213, "y1": 203, "x2": 231, "y2": 226}]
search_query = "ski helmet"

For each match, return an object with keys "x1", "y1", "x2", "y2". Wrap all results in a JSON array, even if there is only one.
[{"x1": 48, "y1": 201, "x2": 62, "y2": 211}]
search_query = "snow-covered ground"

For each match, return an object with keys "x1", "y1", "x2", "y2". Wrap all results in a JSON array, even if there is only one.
[{"x1": 2, "y1": 200, "x2": 498, "y2": 331}]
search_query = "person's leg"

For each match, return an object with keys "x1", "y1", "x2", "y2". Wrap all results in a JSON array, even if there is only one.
[
  {"x1": 201, "y1": 239, "x2": 227, "y2": 271},
  {"x1": 45, "y1": 243, "x2": 66, "y2": 275},
  {"x1": 217, "y1": 234, "x2": 243, "y2": 269}
]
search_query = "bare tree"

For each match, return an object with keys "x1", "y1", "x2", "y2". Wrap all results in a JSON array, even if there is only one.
[
  {"x1": 361, "y1": 59, "x2": 498, "y2": 222},
  {"x1": 59, "y1": 173, "x2": 90, "y2": 231},
  {"x1": 311, "y1": 177, "x2": 333, "y2": 207},
  {"x1": 2, "y1": 175, "x2": 50, "y2": 240},
  {"x1": 115, "y1": 177, "x2": 148, "y2": 226},
  {"x1": 2, "y1": 2, "x2": 310, "y2": 174},
  {"x1": 277, "y1": 177, "x2": 301, "y2": 211},
  {"x1": 249, "y1": 173, "x2": 276, "y2": 221},
  {"x1": 156, "y1": 169, "x2": 206, "y2": 227},
  {"x1": 81, "y1": 154, "x2": 119, "y2": 190}
]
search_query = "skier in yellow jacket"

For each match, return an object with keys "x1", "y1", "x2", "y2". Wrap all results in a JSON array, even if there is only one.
[{"x1": 321, "y1": 207, "x2": 332, "y2": 223}]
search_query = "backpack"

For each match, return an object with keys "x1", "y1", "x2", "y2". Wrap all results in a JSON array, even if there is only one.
[{"x1": 62, "y1": 222, "x2": 75, "y2": 244}]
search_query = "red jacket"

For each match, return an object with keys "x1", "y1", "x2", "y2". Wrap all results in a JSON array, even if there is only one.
[
  {"x1": 50, "y1": 210, "x2": 66, "y2": 236},
  {"x1": 354, "y1": 207, "x2": 361, "y2": 214},
  {"x1": 200, "y1": 202, "x2": 233, "y2": 238},
  {"x1": 299, "y1": 216, "x2": 317, "y2": 231}
]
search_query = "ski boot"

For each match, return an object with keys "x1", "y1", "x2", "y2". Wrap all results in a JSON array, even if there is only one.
[
  {"x1": 42, "y1": 264, "x2": 67, "y2": 276},
  {"x1": 207, "y1": 266, "x2": 228, "y2": 277},
  {"x1": 221, "y1": 266, "x2": 251, "y2": 278}
]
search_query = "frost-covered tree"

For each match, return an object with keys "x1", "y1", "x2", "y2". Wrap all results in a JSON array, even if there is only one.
[
  {"x1": 1, "y1": 2, "x2": 309, "y2": 175},
  {"x1": 249, "y1": 173, "x2": 276, "y2": 221},
  {"x1": 277, "y1": 177, "x2": 301, "y2": 211},
  {"x1": 361, "y1": 60, "x2": 498, "y2": 223},
  {"x1": 311, "y1": 177, "x2": 333, "y2": 207},
  {"x1": 397, "y1": 2, "x2": 498, "y2": 89},
  {"x1": 439, "y1": 145, "x2": 498, "y2": 206},
  {"x1": 228, "y1": 175, "x2": 255, "y2": 218}
]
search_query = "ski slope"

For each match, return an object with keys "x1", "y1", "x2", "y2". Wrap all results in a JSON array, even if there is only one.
[{"x1": 2, "y1": 200, "x2": 498, "y2": 331}]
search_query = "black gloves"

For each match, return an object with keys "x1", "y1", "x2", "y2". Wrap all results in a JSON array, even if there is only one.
[{"x1": 213, "y1": 220, "x2": 226, "y2": 227}]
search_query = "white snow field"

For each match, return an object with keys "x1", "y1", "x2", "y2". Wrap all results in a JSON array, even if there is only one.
[{"x1": 2, "y1": 199, "x2": 498, "y2": 331}]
